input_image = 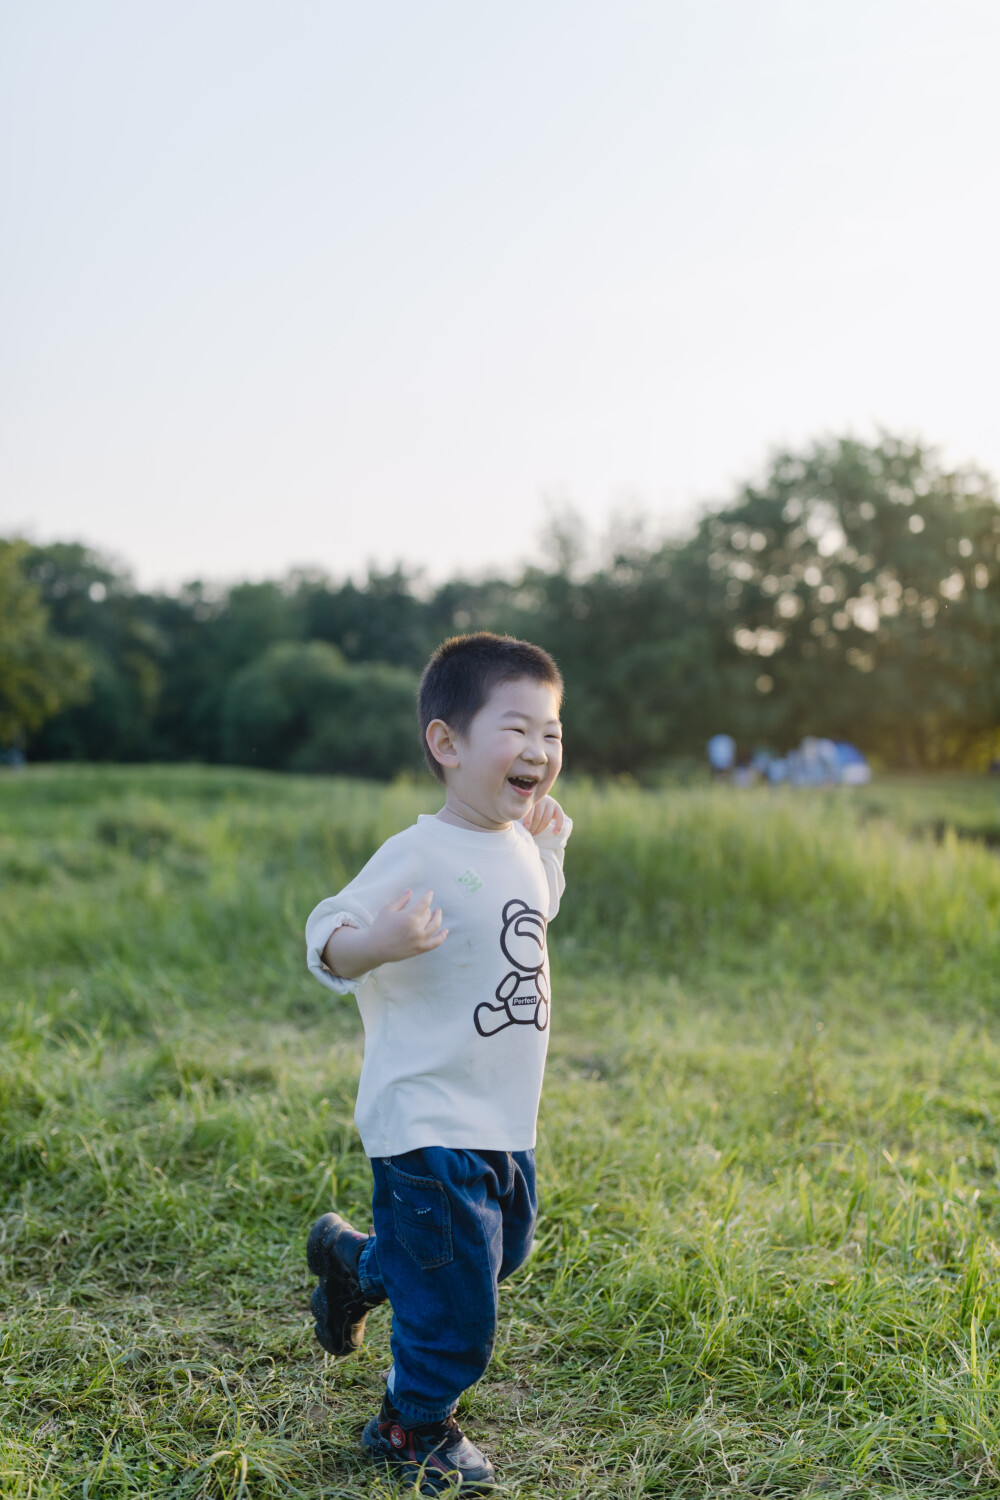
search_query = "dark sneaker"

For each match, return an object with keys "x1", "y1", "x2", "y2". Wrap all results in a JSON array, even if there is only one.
[
  {"x1": 362, "y1": 1392, "x2": 496, "y2": 1493},
  {"x1": 306, "y1": 1211, "x2": 383, "y2": 1356}
]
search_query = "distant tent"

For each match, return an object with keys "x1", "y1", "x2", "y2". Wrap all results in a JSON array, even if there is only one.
[{"x1": 832, "y1": 742, "x2": 871, "y2": 785}]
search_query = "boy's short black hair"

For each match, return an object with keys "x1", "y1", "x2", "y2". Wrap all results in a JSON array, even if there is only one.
[{"x1": 418, "y1": 633, "x2": 563, "y2": 784}]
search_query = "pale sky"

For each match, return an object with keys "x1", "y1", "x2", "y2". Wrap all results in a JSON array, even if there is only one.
[{"x1": 2, "y1": 0, "x2": 998, "y2": 590}]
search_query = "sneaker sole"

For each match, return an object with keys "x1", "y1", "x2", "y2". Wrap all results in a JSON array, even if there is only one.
[{"x1": 307, "y1": 1213, "x2": 373, "y2": 1357}]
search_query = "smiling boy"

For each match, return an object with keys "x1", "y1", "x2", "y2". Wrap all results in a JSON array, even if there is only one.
[{"x1": 304, "y1": 633, "x2": 571, "y2": 1493}]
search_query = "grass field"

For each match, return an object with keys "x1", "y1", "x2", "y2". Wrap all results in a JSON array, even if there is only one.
[{"x1": 2, "y1": 766, "x2": 1000, "y2": 1499}]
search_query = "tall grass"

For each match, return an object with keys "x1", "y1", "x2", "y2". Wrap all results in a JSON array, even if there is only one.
[
  {"x1": 563, "y1": 780, "x2": 999, "y2": 994},
  {"x1": 1, "y1": 766, "x2": 999, "y2": 1497}
]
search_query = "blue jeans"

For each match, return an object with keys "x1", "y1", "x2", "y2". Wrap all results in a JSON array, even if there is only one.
[{"x1": 356, "y1": 1147, "x2": 537, "y2": 1424}]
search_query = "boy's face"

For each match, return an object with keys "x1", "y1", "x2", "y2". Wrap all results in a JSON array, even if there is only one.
[{"x1": 436, "y1": 677, "x2": 563, "y2": 831}]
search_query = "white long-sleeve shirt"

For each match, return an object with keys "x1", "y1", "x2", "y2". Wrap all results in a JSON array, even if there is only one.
[{"x1": 305, "y1": 812, "x2": 572, "y2": 1157}]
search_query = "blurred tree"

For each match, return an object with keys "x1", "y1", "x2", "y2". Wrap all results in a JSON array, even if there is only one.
[
  {"x1": 143, "y1": 582, "x2": 224, "y2": 762},
  {"x1": 292, "y1": 566, "x2": 437, "y2": 669},
  {"x1": 476, "y1": 513, "x2": 727, "y2": 774},
  {"x1": 683, "y1": 435, "x2": 1000, "y2": 765},
  {"x1": 211, "y1": 581, "x2": 300, "y2": 673},
  {"x1": 221, "y1": 641, "x2": 422, "y2": 777},
  {"x1": 153, "y1": 580, "x2": 302, "y2": 761},
  {"x1": 12, "y1": 432, "x2": 998, "y2": 773},
  {"x1": 0, "y1": 541, "x2": 91, "y2": 744},
  {"x1": 21, "y1": 542, "x2": 168, "y2": 760}
]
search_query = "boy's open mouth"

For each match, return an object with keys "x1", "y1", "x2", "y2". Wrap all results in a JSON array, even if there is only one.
[{"x1": 508, "y1": 776, "x2": 539, "y2": 794}]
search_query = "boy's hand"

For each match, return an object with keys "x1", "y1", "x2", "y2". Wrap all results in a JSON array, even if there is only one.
[
  {"x1": 368, "y1": 889, "x2": 448, "y2": 964},
  {"x1": 322, "y1": 889, "x2": 448, "y2": 979},
  {"x1": 522, "y1": 795, "x2": 565, "y2": 838}
]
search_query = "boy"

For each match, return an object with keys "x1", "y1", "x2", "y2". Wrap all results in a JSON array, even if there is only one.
[{"x1": 304, "y1": 632, "x2": 571, "y2": 1493}]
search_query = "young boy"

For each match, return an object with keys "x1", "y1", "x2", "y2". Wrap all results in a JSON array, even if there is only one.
[{"x1": 304, "y1": 632, "x2": 571, "y2": 1493}]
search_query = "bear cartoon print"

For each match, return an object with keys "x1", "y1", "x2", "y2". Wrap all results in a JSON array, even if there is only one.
[{"x1": 474, "y1": 897, "x2": 550, "y2": 1037}]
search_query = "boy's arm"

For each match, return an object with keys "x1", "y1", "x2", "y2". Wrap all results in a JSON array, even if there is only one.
[
  {"x1": 521, "y1": 795, "x2": 573, "y2": 919},
  {"x1": 321, "y1": 889, "x2": 447, "y2": 979},
  {"x1": 305, "y1": 838, "x2": 446, "y2": 993},
  {"x1": 306, "y1": 898, "x2": 369, "y2": 993}
]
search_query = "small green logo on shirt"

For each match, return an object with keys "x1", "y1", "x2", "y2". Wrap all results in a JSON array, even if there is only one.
[{"x1": 457, "y1": 868, "x2": 484, "y2": 896}]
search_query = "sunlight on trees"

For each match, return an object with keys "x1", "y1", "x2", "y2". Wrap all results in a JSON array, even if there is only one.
[{"x1": 6, "y1": 434, "x2": 998, "y2": 772}]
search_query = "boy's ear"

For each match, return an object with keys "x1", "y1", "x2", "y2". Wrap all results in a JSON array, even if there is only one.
[{"x1": 425, "y1": 719, "x2": 461, "y2": 772}]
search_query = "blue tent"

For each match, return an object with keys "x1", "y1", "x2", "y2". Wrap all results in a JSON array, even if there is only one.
[{"x1": 832, "y1": 741, "x2": 871, "y2": 784}]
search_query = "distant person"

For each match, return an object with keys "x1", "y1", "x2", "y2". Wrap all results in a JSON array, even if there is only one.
[
  {"x1": 797, "y1": 737, "x2": 829, "y2": 786},
  {"x1": 304, "y1": 633, "x2": 571, "y2": 1494},
  {"x1": 732, "y1": 752, "x2": 756, "y2": 788},
  {"x1": 766, "y1": 756, "x2": 788, "y2": 786},
  {"x1": 707, "y1": 733, "x2": 736, "y2": 779},
  {"x1": 815, "y1": 738, "x2": 840, "y2": 784},
  {"x1": 751, "y1": 748, "x2": 773, "y2": 777}
]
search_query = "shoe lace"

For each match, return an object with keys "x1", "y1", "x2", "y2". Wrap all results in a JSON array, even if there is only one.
[{"x1": 412, "y1": 1412, "x2": 466, "y2": 1448}]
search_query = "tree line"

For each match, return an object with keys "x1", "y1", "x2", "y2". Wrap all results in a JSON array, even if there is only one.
[{"x1": 3, "y1": 434, "x2": 998, "y2": 775}]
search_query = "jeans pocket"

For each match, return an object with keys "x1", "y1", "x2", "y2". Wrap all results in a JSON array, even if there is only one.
[{"x1": 385, "y1": 1161, "x2": 454, "y2": 1270}]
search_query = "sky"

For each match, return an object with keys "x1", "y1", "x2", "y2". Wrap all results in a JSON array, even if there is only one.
[{"x1": 2, "y1": 0, "x2": 999, "y2": 591}]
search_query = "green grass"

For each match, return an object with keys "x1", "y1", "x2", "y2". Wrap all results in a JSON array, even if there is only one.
[{"x1": 1, "y1": 765, "x2": 1000, "y2": 1498}]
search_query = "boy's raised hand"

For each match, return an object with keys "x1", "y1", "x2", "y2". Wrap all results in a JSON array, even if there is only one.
[
  {"x1": 368, "y1": 889, "x2": 448, "y2": 965},
  {"x1": 522, "y1": 794, "x2": 565, "y2": 838}
]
